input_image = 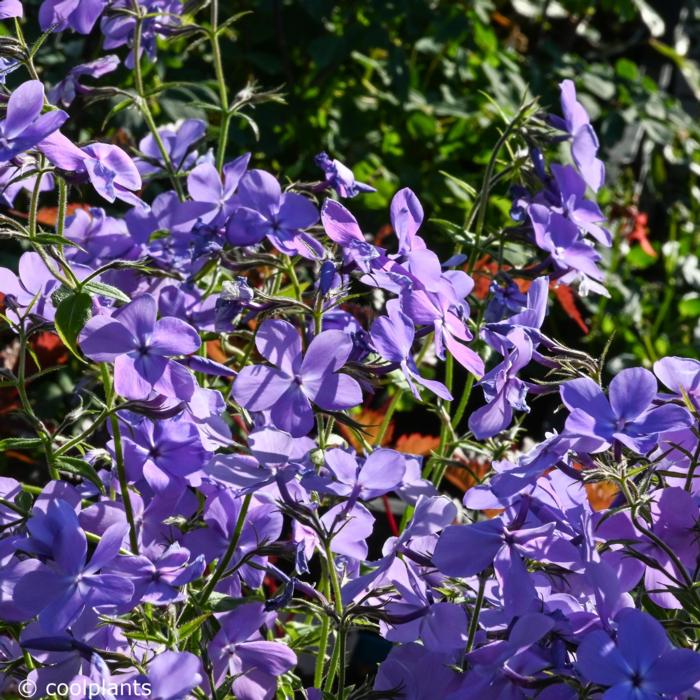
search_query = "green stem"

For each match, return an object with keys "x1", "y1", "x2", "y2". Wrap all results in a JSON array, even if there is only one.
[
  {"x1": 198, "y1": 493, "x2": 253, "y2": 606},
  {"x1": 285, "y1": 258, "x2": 303, "y2": 301},
  {"x1": 56, "y1": 177, "x2": 67, "y2": 238},
  {"x1": 101, "y1": 364, "x2": 139, "y2": 554},
  {"x1": 465, "y1": 574, "x2": 486, "y2": 654},
  {"x1": 373, "y1": 390, "x2": 402, "y2": 447},
  {"x1": 28, "y1": 162, "x2": 43, "y2": 240},
  {"x1": 426, "y1": 354, "x2": 454, "y2": 487},
  {"x1": 322, "y1": 540, "x2": 345, "y2": 694},
  {"x1": 130, "y1": 1, "x2": 185, "y2": 200},
  {"x1": 313, "y1": 570, "x2": 332, "y2": 688},
  {"x1": 16, "y1": 328, "x2": 58, "y2": 480},
  {"x1": 451, "y1": 373, "x2": 475, "y2": 429},
  {"x1": 465, "y1": 111, "x2": 524, "y2": 272},
  {"x1": 53, "y1": 408, "x2": 112, "y2": 456},
  {"x1": 210, "y1": 0, "x2": 230, "y2": 172}
]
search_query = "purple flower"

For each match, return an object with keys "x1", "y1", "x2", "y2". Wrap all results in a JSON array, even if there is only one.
[
  {"x1": 457, "y1": 613, "x2": 557, "y2": 699},
  {"x1": 315, "y1": 151, "x2": 375, "y2": 198},
  {"x1": 187, "y1": 154, "x2": 250, "y2": 223},
  {"x1": 553, "y1": 79, "x2": 605, "y2": 192},
  {"x1": 132, "y1": 651, "x2": 202, "y2": 700},
  {"x1": 561, "y1": 368, "x2": 692, "y2": 453},
  {"x1": 0, "y1": 80, "x2": 67, "y2": 162},
  {"x1": 528, "y1": 203, "x2": 608, "y2": 296},
  {"x1": 13, "y1": 502, "x2": 132, "y2": 632},
  {"x1": 118, "y1": 413, "x2": 208, "y2": 492},
  {"x1": 374, "y1": 643, "x2": 462, "y2": 700},
  {"x1": 227, "y1": 169, "x2": 321, "y2": 258},
  {"x1": 39, "y1": 131, "x2": 143, "y2": 206},
  {"x1": 371, "y1": 299, "x2": 452, "y2": 400},
  {"x1": 232, "y1": 319, "x2": 362, "y2": 436},
  {"x1": 48, "y1": 55, "x2": 120, "y2": 107},
  {"x1": 469, "y1": 328, "x2": 533, "y2": 439},
  {"x1": 654, "y1": 355, "x2": 700, "y2": 410},
  {"x1": 303, "y1": 447, "x2": 406, "y2": 501},
  {"x1": 138, "y1": 118, "x2": 207, "y2": 176},
  {"x1": 101, "y1": 1, "x2": 183, "y2": 68},
  {"x1": 0, "y1": 251, "x2": 60, "y2": 323},
  {"x1": 434, "y1": 514, "x2": 553, "y2": 578},
  {"x1": 79, "y1": 294, "x2": 201, "y2": 402},
  {"x1": 401, "y1": 285, "x2": 484, "y2": 377},
  {"x1": 576, "y1": 608, "x2": 700, "y2": 697},
  {"x1": 549, "y1": 164, "x2": 610, "y2": 246},
  {"x1": 184, "y1": 491, "x2": 282, "y2": 593},
  {"x1": 0, "y1": 0, "x2": 22, "y2": 19},
  {"x1": 207, "y1": 427, "x2": 313, "y2": 493},
  {"x1": 39, "y1": 0, "x2": 107, "y2": 33},
  {"x1": 157, "y1": 283, "x2": 218, "y2": 332},
  {"x1": 381, "y1": 568, "x2": 468, "y2": 652},
  {"x1": 106, "y1": 543, "x2": 204, "y2": 605},
  {"x1": 209, "y1": 602, "x2": 296, "y2": 700},
  {"x1": 0, "y1": 153, "x2": 54, "y2": 207},
  {"x1": 640, "y1": 487, "x2": 699, "y2": 609}
]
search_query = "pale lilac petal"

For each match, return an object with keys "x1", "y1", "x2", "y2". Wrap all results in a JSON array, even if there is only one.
[
  {"x1": 237, "y1": 169, "x2": 280, "y2": 215},
  {"x1": 646, "y1": 649, "x2": 700, "y2": 694},
  {"x1": 254, "y1": 319, "x2": 301, "y2": 375},
  {"x1": 113, "y1": 294, "x2": 157, "y2": 343},
  {"x1": 278, "y1": 193, "x2": 319, "y2": 229},
  {"x1": 560, "y1": 377, "x2": 612, "y2": 418},
  {"x1": 321, "y1": 199, "x2": 365, "y2": 245},
  {"x1": 222, "y1": 152, "x2": 251, "y2": 193},
  {"x1": 84, "y1": 573, "x2": 133, "y2": 606},
  {"x1": 433, "y1": 521, "x2": 504, "y2": 577},
  {"x1": 188, "y1": 162, "x2": 223, "y2": 203},
  {"x1": 325, "y1": 449, "x2": 360, "y2": 485},
  {"x1": 79, "y1": 317, "x2": 137, "y2": 362},
  {"x1": 444, "y1": 327, "x2": 484, "y2": 377},
  {"x1": 41, "y1": 584, "x2": 85, "y2": 632},
  {"x1": 152, "y1": 359, "x2": 197, "y2": 401},
  {"x1": 390, "y1": 187, "x2": 425, "y2": 253},
  {"x1": 114, "y1": 353, "x2": 155, "y2": 400},
  {"x1": 469, "y1": 392, "x2": 512, "y2": 440},
  {"x1": 419, "y1": 603, "x2": 468, "y2": 651},
  {"x1": 301, "y1": 329, "x2": 353, "y2": 376},
  {"x1": 616, "y1": 609, "x2": 669, "y2": 672},
  {"x1": 147, "y1": 651, "x2": 202, "y2": 699},
  {"x1": 150, "y1": 317, "x2": 201, "y2": 355},
  {"x1": 85, "y1": 522, "x2": 128, "y2": 573},
  {"x1": 360, "y1": 449, "x2": 405, "y2": 491},
  {"x1": 5, "y1": 80, "x2": 44, "y2": 140},
  {"x1": 305, "y1": 372, "x2": 362, "y2": 412},
  {"x1": 233, "y1": 365, "x2": 292, "y2": 412},
  {"x1": 609, "y1": 367, "x2": 656, "y2": 422},
  {"x1": 575, "y1": 630, "x2": 630, "y2": 686},
  {"x1": 654, "y1": 356, "x2": 700, "y2": 395},
  {"x1": 269, "y1": 385, "x2": 314, "y2": 436},
  {"x1": 0, "y1": 0, "x2": 23, "y2": 19},
  {"x1": 236, "y1": 641, "x2": 296, "y2": 676},
  {"x1": 38, "y1": 131, "x2": 88, "y2": 171}
]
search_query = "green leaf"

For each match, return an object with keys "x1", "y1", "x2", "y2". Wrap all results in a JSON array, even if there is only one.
[
  {"x1": 679, "y1": 293, "x2": 700, "y2": 318},
  {"x1": 81, "y1": 280, "x2": 131, "y2": 303},
  {"x1": 34, "y1": 233, "x2": 83, "y2": 248},
  {"x1": 55, "y1": 456, "x2": 105, "y2": 493},
  {"x1": 178, "y1": 613, "x2": 212, "y2": 641},
  {"x1": 55, "y1": 292, "x2": 92, "y2": 361},
  {"x1": 0, "y1": 436, "x2": 43, "y2": 451}
]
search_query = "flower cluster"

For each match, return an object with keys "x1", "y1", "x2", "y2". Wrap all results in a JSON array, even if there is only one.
[{"x1": 1, "y1": 4, "x2": 700, "y2": 700}]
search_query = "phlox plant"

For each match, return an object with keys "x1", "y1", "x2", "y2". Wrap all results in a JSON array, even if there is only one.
[{"x1": 1, "y1": 3, "x2": 700, "y2": 700}]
